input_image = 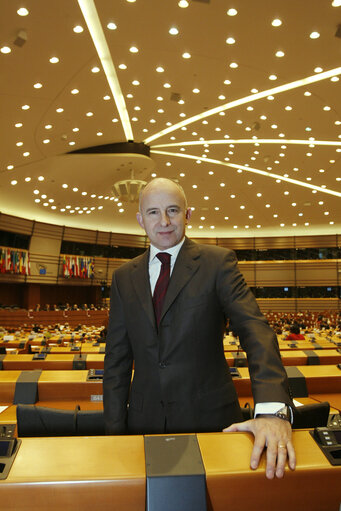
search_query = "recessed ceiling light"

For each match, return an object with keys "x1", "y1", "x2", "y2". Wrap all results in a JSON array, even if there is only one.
[
  {"x1": 73, "y1": 25, "x2": 84, "y2": 33},
  {"x1": 182, "y1": 52, "x2": 191, "y2": 59},
  {"x1": 267, "y1": 95, "x2": 274, "y2": 100},
  {"x1": 38, "y1": 176, "x2": 44, "y2": 181},
  {"x1": 269, "y1": 74, "x2": 277, "y2": 80},
  {"x1": 230, "y1": 62, "x2": 238, "y2": 68},
  {"x1": 22, "y1": 105, "x2": 30, "y2": 110},
  {"x1": 43, "y1": 139, "x2": 50, "y2": 144},
  {"x1": 156, "y1": 66, "x2": 164, "y2": 73},
  {"x1": 276, "y1": 50, "x2": 285, "y2": 57},
  {"x1": 17, "y1": 7, "x2": 29, "y2": 16},
  {"x1": 323, "y1": 105, "x2": 331, "y2": 111},
  {"x1": 169, "y1": 27, "x2": 179, "y2": 35},
  {"x1": 227, "y1": 8, "x2": 238, "y2": 16},
  {"x1": 129, "y1": 46, "x2": 138, "y2": 53},
  {"x1": 23, "y1": 151, "x2": 30, "y2": 157},
  {"x1": 49, "y1": 57, "x2": 59, "y2": 63},
  {"x1": 314, "y1": 67, "x2": 323, "y2": 73},
  {"x1": 103, "y1": 95, "x2": 110, "y2": 100},
  {"x1": 107, "y1": 22, "x2": 117, "y2": 30},
  {"x1": 285, "y1": 105, "x2": 292, "y2": 111},
  {"x1": 15, "y1": 123, "x2": 23, "y2": 128},
  {"x1": 226, "y1": 37, "x2": 235, "y2": 44},
  {"x1": 118, "y1": 64, "x2": 127, "y2": 70},
  {"x1": 132, "y1": 80, "x2": 140, "y2": 86},
  {"x1": 11, "y1": 180, "x2": 17, "y2": 186},
  {"x1": 56, "y1": 108, "x2": 64, "y2": 113},
  {"x1": 310, "y1": 31, "x2": 320, "y2": 39},
  {"x1": 33, "y1": 83, "x2": 43, "y2": 89},
  {"x1": 73, "y1": 187, "x2": 78, "y2": 192},
  {"x1": 71, "y1": 88, "x2": 79, "y2": 94},
  {"x1": 178, "y1": 0, "x2": 189, "y2": 7},
  {"x1": 91, "y1": 66, "x2": 100, "y2": 73},
  {"x1": 86, "y1": 112, "x2": 93, "y2": 116},
  {"x1": 163, "y1": 83, "x2": 171, "y2": 88},
  {"x1": 16, "y1": 141, "x2": 23, "y2": 147},
  {"x1": 1, "y1": 46, "x2": 11, "y2": 54},
  {"x1": 25, "y1": 177, "x2": 31, "y2": 182},
  {"x1": 272, "y1": 18, "x2": 282, "y2": 27}
]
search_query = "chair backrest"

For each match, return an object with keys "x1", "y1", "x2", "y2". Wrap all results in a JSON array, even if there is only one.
[
  {"x1": 16, "y1": 405, "x2": 105, "y2": 437},
  {"x1": 292, "y1": 402, "x2": 330, "y2": 429}
]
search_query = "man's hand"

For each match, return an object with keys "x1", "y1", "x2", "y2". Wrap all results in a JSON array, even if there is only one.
[{"x1": 223, "y1": 417, "x2": 296, "y2": 479}]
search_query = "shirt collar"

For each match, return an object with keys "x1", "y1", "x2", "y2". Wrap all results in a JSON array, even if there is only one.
[{"x1": 149, "y1": 237, "x2": 185, "y2": 264}]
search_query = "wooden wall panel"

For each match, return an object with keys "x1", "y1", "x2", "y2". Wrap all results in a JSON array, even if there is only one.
[
  {"x1": 217, "y1": 238, "x2": 254, "y2": 249},
  {"x1": 254, "y1": 236, "x2": 295, "y2": 249},
  {"x1": 257, "y1": 298, "x2": 341, "y2": 313},
  {"x1": 253, "y1": 262, "x2": 296, "y2": 286},
  {"x1": 63, "y1": 227, "x2": 97, "y2": 243},
  {"x1": 0, "y1": 213, "x2": 33, "y2": 235},
  {"x1": 32, "y1": 221, "x2": 64, "y2": 240},
  {"x1": 295, "y1": 260, "x2": 339, "y2": 285}
]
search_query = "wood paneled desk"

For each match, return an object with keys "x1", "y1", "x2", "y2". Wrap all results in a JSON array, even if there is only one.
[{"x1": 0, "y1": 431, "x2": 340, "y2": 511}]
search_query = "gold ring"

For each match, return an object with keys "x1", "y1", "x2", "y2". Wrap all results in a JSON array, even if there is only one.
[{"x1": 278, "y1": 443, "x2": 286, "y2": 449}]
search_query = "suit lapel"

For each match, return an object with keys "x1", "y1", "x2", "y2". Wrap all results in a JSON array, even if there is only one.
[
  {"x1": 131, "y1": 249, "x2": 156, "y2": 328},
  {"x1": 160, "y1": 238, "x2": 201, "y2": 323}
]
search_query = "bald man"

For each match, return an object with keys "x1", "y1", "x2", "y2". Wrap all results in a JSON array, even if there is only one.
[{"x1": 104, "y1": 178, "x2": 296, "y2": 479}]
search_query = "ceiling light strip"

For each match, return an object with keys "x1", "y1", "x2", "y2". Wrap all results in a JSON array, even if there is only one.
[
  {"x1": 151, "y1": 150, "x2": 341, "y2": 198},
  {"x1": 151, "y1": 139, "x2": 341, "y2": 149},
  {"x1": 77, "y1": 0, "x2": 133, "y2": 140},
  {"x1": 144, "y1": 67, "x2": 341, "y2": 145}
]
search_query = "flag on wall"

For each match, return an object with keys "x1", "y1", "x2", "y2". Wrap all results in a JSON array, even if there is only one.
[
  {"x1": 0, "y1": 247, "x2": 30, "y2": 275},
  {"x1": 61, "y1": 255, "x2": 95, "y2": 279}
]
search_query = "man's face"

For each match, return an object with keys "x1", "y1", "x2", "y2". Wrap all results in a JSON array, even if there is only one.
[{"x1": 136, "y1": 181, "x2": 191, "y2": 250}]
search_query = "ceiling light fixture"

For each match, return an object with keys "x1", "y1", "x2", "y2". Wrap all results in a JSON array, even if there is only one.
[
  {"x1": 151, "y1": 150, "x2": 341, "y2": 198},
  {"x1": 78, "y1": 0, "x2": 133, "y2": 140},
  {"x1": 144, "y1": 66, "x2": 341, "y2": 144}
]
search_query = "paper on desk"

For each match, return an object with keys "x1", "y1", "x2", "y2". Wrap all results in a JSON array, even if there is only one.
[
  {"x1": 293, "y1": 399, "x2": 304, "y2": 407},
  {"x1": 0, "y1": 406, "x2": 8, "y2": 414}
]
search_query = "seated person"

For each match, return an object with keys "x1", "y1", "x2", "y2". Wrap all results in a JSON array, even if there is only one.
[{"x1": 286, "y1": 324, "x2": 305, "y2": 340}]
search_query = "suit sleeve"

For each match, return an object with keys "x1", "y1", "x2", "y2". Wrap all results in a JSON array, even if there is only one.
[
  {"x1": 103, "y1": 271, "x2": 133, "y2": 434},
  {"x1": 216, "y1": 250, "x2": 292, "y2": 406}
]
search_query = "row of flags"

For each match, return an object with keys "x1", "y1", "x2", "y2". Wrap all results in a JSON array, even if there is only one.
[
  {"x1": 62, "y1": 255, "x2": 95, "y2": 279},
  {"x1": 0, "y1": 247, "x2": 30, "y2": 275}
]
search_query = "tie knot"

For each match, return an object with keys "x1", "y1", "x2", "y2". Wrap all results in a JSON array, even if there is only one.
[{"x1": 156, "y1": 252, "x2": 171, "y2": 266}]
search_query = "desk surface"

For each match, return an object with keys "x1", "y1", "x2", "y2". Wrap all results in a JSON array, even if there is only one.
[{"x1": 0, "y1": 431, "x2": 340, "y2": 511}]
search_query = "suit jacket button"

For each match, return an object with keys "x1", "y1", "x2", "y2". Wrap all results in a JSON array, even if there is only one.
[{"x1": 159, "y1": 361, "x2": 167, "y2": 368}]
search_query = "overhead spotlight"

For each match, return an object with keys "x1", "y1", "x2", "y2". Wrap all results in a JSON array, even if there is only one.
[
  {"x1": 14, "y1": 29, "x2": 27, "y2": 47},
  {"x1": 335, "y1": 24, "x2": 341, "y2": 38}
]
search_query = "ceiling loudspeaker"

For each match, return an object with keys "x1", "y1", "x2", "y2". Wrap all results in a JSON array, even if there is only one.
[{"x1": 14, "y1": 30, "x2": 27, "y2": 47}]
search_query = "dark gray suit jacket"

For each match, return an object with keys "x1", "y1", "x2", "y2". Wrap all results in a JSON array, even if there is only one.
[{"x1": 103, "y1": 237, "x2": 291, "y2": 434}]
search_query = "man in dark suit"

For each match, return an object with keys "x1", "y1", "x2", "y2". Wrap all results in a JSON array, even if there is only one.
[{"x1": 104, "y1": 178, "x2": 296, "y2": 479}]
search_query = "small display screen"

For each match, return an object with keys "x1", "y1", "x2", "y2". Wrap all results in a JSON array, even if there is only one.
[{"x1": 0, "y1": 441, "x2": 11, "y2": 457}]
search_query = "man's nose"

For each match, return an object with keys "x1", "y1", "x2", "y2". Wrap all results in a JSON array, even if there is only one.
[{"x1": 160, "y1": 211, "x2": 170, "y2": 225}]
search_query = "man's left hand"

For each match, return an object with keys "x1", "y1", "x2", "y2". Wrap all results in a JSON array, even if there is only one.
[{"x1": 223, "y1": 417, "x2": 296, "y2": 479}]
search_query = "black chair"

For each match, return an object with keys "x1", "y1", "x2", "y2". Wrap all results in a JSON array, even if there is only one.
[
  {"x1": 292, "y1": 401, "x2": 330, "y2": 429},
  {"x1": 16, "y1": 405, "x2": 105, "y2": 437}
]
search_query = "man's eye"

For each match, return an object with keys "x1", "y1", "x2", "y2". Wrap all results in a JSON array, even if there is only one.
[
  {"x1": 168, "y1": 208, "x2": 179, "y2": 215},
  {"x1": 148, "y1": 210, "x2": 159, "y2": 215}
]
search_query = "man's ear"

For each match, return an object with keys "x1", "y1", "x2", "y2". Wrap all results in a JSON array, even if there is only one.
[
  {"x1": 136, "y1": 212, "x2": 144, "y2": 229},
  {"x1": 185, "y1": 208, "x2": 192, "y2": 222}
]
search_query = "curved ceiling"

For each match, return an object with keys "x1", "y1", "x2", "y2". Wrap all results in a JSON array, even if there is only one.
[{"x1": 1, "y1": 0, "x2": 341, "y2": 238}]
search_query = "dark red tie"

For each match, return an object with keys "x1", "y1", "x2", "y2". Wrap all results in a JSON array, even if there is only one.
[{"x1": 153, "y1": 252, "x2": 171, "y2": 326}]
